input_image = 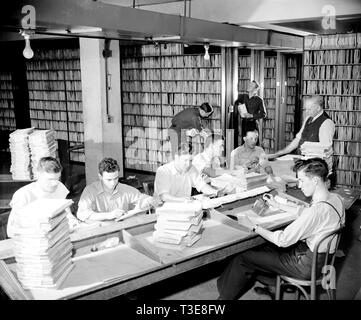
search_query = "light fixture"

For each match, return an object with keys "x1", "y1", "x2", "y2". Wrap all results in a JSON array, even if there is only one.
[
  {"x1": 204, "y1": 44, "x2": 210, "y2": 60},
  {"x1": 20, "y1": 30, "x2": 34, "y2": 59}
]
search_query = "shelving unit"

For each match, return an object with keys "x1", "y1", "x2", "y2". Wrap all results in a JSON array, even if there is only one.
[
  {"x1": 25, "y1": 46, "x2": 84, "y2": 162},
  {"x1": 262, "y1": 53, "x2": 277, "y2": 153},
  {"x1": 0, "y1": 71, "x2": 16, "y2": 147},
  {"x1": 121, "y1": 44, "x2": 222, "y2": 173},
  {"x1": 285, "y1": 56, "x2": 298, "y2": 145},
  {"x1": 303, "y1": 33, "x2": 361, "y2": 188}
]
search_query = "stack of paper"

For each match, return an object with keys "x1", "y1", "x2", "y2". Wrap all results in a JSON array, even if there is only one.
[
  {"x1": 9, "y1": 128, "x2": 35, "y2": 180},
  {"x1": 300, "y1": 142, "x2": 333, "y2": 174},
  {"x1": 210, "y1": 173, "x2": 247, "y2": 194},
  {"x1": 13, "y1": 198, "x2": 74, "y2": 289},
  {"x1": 29, "y1": 129, "x2": 58, "y2": 179},
  {"x1": 153, "y1": 201, "x2": 204, "y2": 247},
  {"x1": 245, "y1": 172, "x2": 268, "y2": 189}
]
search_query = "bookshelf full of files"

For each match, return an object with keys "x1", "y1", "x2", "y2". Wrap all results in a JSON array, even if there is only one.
[
  {"x1": 303, "y1": 33, "x2": 361, "y2": 188},
  {"x1": 238, "y1": 50, "x2": 251, "y2": 93},
  {"x1": 0, "y1": 71, "x2": 16, "y2": 136},
  {"x1": 25, "y1": 47, "x2": 84, "y2": 162},
  {"x1": 262, "y1": 53, "x2": 277, "y2": 153},
  {"x1": 285, "y1": 56, "x2": 298, "y2": 145},
  {"x1": 121, "y1": 43, "x2": 222, "y2": 173}
]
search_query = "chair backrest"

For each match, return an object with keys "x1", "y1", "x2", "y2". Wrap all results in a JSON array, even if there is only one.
[
  {"x1": 142, "y1": 181, "x2": 154, "y2": 196},
  {"x1": 311, "y1": 225, "x2": 344, "y2": 283}
]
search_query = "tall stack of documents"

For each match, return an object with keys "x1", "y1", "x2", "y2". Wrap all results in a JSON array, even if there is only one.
[
  {"x1": 300, "y1": 142, "x2": 333, "y2": 174},
  {"x1": 14, "y1": 198, "x2": 74, "y2": 289},
  {"x1": 9, "y1": 128, "x2": 35, "y2": 180},
  {"x1": 29, "y1": 129, "x2": 58, "y2": 179},
  {"x1": 153, "y1": 201, "x2": 204, "y2": 247}
]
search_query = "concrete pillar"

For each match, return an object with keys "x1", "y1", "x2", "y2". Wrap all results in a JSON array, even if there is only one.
[{"x1": 79, "y1": 38, "x2": 123, "y2": 184}]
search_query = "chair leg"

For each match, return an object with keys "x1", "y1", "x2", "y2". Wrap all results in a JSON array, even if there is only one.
[
  {"x1": 327, "y1": 289, "x2": 336, "y2": 300},
  {"x1": 275, "y1": 276, "x2": 281, "y2": 300}
]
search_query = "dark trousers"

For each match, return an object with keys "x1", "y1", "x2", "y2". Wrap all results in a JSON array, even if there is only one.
[{"x1": 217, "y1": 242, "x2": 324, "y2": 300}]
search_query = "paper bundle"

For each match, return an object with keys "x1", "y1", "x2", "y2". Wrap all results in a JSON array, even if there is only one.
[
  {"x1": 300, "y1": 142, "x2": 333, "y2": 174},
  {"x1": 29, "y1": 129, "x2": 58, "y2": 179},
  {"x1": 210, "y1": 173, "x2": 247, "y2": 194},
  {"x1": 153, "y1": 201, "x2": 204, "y2": 247},
  {"x1": 14, "y1": 198, "x2": 74, "y2": 289},
  {"x1": 9, "y1": 128, "x2": 35, "y2": 180}
]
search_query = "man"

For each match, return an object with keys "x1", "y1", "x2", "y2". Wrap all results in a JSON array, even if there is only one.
[
  {"x1": 168, "y1": 102, "x2": 213, "y2": 154},
  {"x1": 217, "y1": 158, "x2": 344, "y2": 299},
  {"x1": 154, "y1": 143, "x2": 218, "y2": 202},
  {"x1": 267, "y1": 95, "x2": 335, "y2": 165},
  {"x1": 77, "y1": 158, "x2": 155, "y2": 222},
  {"x1": 7, "y1": 156, "x2": 79, "y2": 238},
  {"x1": 230, "y1": 129, "x2": 267, "y2": 173},
  {"x1": 236, "y1": 80, "x2": 267, "y2": 138},
  {"x1": 192, "y1": 133, "x2": 235, "y2": 179}
]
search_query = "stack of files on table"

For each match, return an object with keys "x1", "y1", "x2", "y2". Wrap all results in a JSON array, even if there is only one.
[
  {"x1": 9, "y1": 128, "x2": 35, "y2": 180},
  {"x1": 153, "y1": 201, "x2": 204, "y2": 247},
  {"x1": 14, "y1": 198, "x2": 74, "y2": 289},
  {"x1": 245, "y1": 173, "x2": 268, "y2": 189},
  {"x1": 300, "y1": 142, "x2": 333, "y2": 174},
  {"x1": 28, "y1": 130, "x2": 58, "y2": 179},
  {"x1": 210, "y1": 173, "x2": 247, "y2": 194}
]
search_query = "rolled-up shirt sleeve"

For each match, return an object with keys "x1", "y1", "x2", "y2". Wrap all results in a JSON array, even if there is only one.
[
  {"x1": 256, "y1": 207, "x2": 318, "y2": 248},
  {"x1": 76, "y1": 186, "x2": 96, "y2": 221},
  {"x1": 7, "y1": 191, "x2": 28, "y2": 238},
  {"x1": 154, "y1": 167, "x2": 170, "y2": 197}
]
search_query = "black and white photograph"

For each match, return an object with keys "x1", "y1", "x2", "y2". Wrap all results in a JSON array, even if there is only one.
[{"x1": 0, "y1": 0, "x2": 360, "y2": 309}]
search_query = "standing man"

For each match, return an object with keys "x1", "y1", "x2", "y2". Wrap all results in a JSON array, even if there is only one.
[
  {"x1": 267, "y1": 95, "x2": 335, "y2": 172},
  {"x1": 168, "y1": 102, "x2": 214, "y2": 155},
  {"x1": 77, "y1": 158, "x2": 155, "y2": 222},
  {"x1": 7, "y1": 156, "x2": 80, "y2": 238},
  {"x1": 236, "y1": 80, "x2": 267, "y2": 139}
]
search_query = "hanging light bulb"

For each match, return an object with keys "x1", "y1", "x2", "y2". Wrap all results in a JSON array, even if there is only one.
[
  {"x1": 20, "y1": 30, "x2": 34, "y2": 59},
  {"x1": 204, "y1": 44, "x2": 210, "y2": 61}
]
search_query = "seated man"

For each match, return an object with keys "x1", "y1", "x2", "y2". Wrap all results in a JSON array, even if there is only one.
[
  {"x1": 77, "y1": 158, "x2": 155, "y2": 222},
  {"x1": 230, "y1": 129, "x2": 267, "y2": 173},
  {"x1": 192, "y1": 133, "x2": 238, "y2": 179},
  {"x1": 7, "y1": 156, "x2": 79, "y2": 238},
  {"x1": 154, "y1": 143, "x2": 218, "y2": 202},
  {"x1": 217, "y1": 158, "x2": 344, "y2": 299}
]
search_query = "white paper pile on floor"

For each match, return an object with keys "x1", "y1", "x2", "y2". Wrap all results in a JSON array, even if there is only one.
[
  {"x1": 300, "y1": 142, "x2": 333, "y2": 174},
  {"x1": 14, "y1": 198, "x2": 74, "y2": 289},
  {"x1": 9, "y1": 128, "x2": 35, "y2": 180},
  {"x1": 29, "y1": 130, "x2": 58, "y2": 179},
  {"x1": 153, "y1": 201, "x2": 204, "y2": 247}
]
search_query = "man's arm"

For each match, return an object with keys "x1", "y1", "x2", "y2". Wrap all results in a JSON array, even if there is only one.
[
  {"x1": 266, "y1": 134, "x2": 301, "y2": 159},
  {"x1": 76, "y1": 188, "x2": 124, "y2": 222}
]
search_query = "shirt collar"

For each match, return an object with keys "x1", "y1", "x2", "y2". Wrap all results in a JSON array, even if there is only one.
[
  {"x1": 310, "y1": 110, "x2": 324, "y2": 122},
  {"x1": 95, "y1": 180, "x2": 119, "y2": 196}
]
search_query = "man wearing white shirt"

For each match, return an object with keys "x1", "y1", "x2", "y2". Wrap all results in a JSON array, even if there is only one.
[
  {"x1": 267, "y1": 95, "x2": 335, "y2": 160},
  {"x1": 154, "y1": 143, "x2": 218, "y2": 202},
  {"x1": 192, "y1": 133, "x2": 237, "y2": 179},
  {"x1": 217, "y1": 158, "x2": 344, "y2": 299},
  {"x1": 7, "y1": 157, "x2": 79, "y2": 238}
]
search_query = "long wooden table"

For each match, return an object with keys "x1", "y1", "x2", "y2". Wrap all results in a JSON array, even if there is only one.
[{"x1": 0, "y1": 186, "x2": 359, "y2": 300}]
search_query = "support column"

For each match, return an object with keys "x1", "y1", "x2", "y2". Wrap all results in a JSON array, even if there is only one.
[{"x1": 79, "y1": 38, "x2": 123, "y2": 184}]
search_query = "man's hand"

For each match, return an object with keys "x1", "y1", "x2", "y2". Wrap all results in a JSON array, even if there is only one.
[
  {"x1": 241, "y1": 112, "x2": 253, "y2": 119},
  {"x1": 108, "y1": 209, "x2": 126, "y2": 220},
  {"x1": 265, "y1": 153, "x2": 278, "y2": 160}
]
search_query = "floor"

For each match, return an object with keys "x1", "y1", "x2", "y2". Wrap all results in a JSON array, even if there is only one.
[{"x1": 1, "y1": 152, "x2": 360, "y2": 300}]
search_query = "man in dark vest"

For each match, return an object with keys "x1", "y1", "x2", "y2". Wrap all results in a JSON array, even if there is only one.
[{"x1": 267, "y1": 95, "x2": 335, "y2": 171}]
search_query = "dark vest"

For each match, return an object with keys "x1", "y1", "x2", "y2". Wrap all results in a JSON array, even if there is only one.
[{"x1": 299, "y1": 111, "x2": 330, "y2": 148}]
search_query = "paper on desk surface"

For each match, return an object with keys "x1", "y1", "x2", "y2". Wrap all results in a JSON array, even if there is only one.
[{"x1": 276, "y1": 154, "x2": 303, "y2": 161}]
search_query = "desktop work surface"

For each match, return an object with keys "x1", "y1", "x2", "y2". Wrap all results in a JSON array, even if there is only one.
[{"x1": 0, "y1": 186, "x2": 359, "y2": 300}]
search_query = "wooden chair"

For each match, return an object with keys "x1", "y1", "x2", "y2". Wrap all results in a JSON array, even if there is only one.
[{"x1": 275, "y1": 225, "x2": 344, "y2": 300}]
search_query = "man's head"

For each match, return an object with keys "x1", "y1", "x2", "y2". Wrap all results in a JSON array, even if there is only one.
[
  {"x1": 36, "y1": 157, "x2": 62, "y2": 193},
  {"x1": 199, "y1": 102, "x2": 214, "y2": 118},
  {"x1": 98, "y1": 158, "x2": 120, "y2": 192},
  {"x1": 293, "y1": 158, "x2": 329, "y2": 197},
  {"x1": 243, "y1": 129, "x2": 259, "y2": 149},
  {"x1": 303, "y1": 95, "x2": 324, "y2": 119},
  {"x1": 247, "y1": 80, "x2": 260, "y2": 93},
  {"x1": 174, "y1": 143, "x2": 193, "y2": 173},
  {"x1": 204, "y1": 133, "x2": 224, "y2": 158}
]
